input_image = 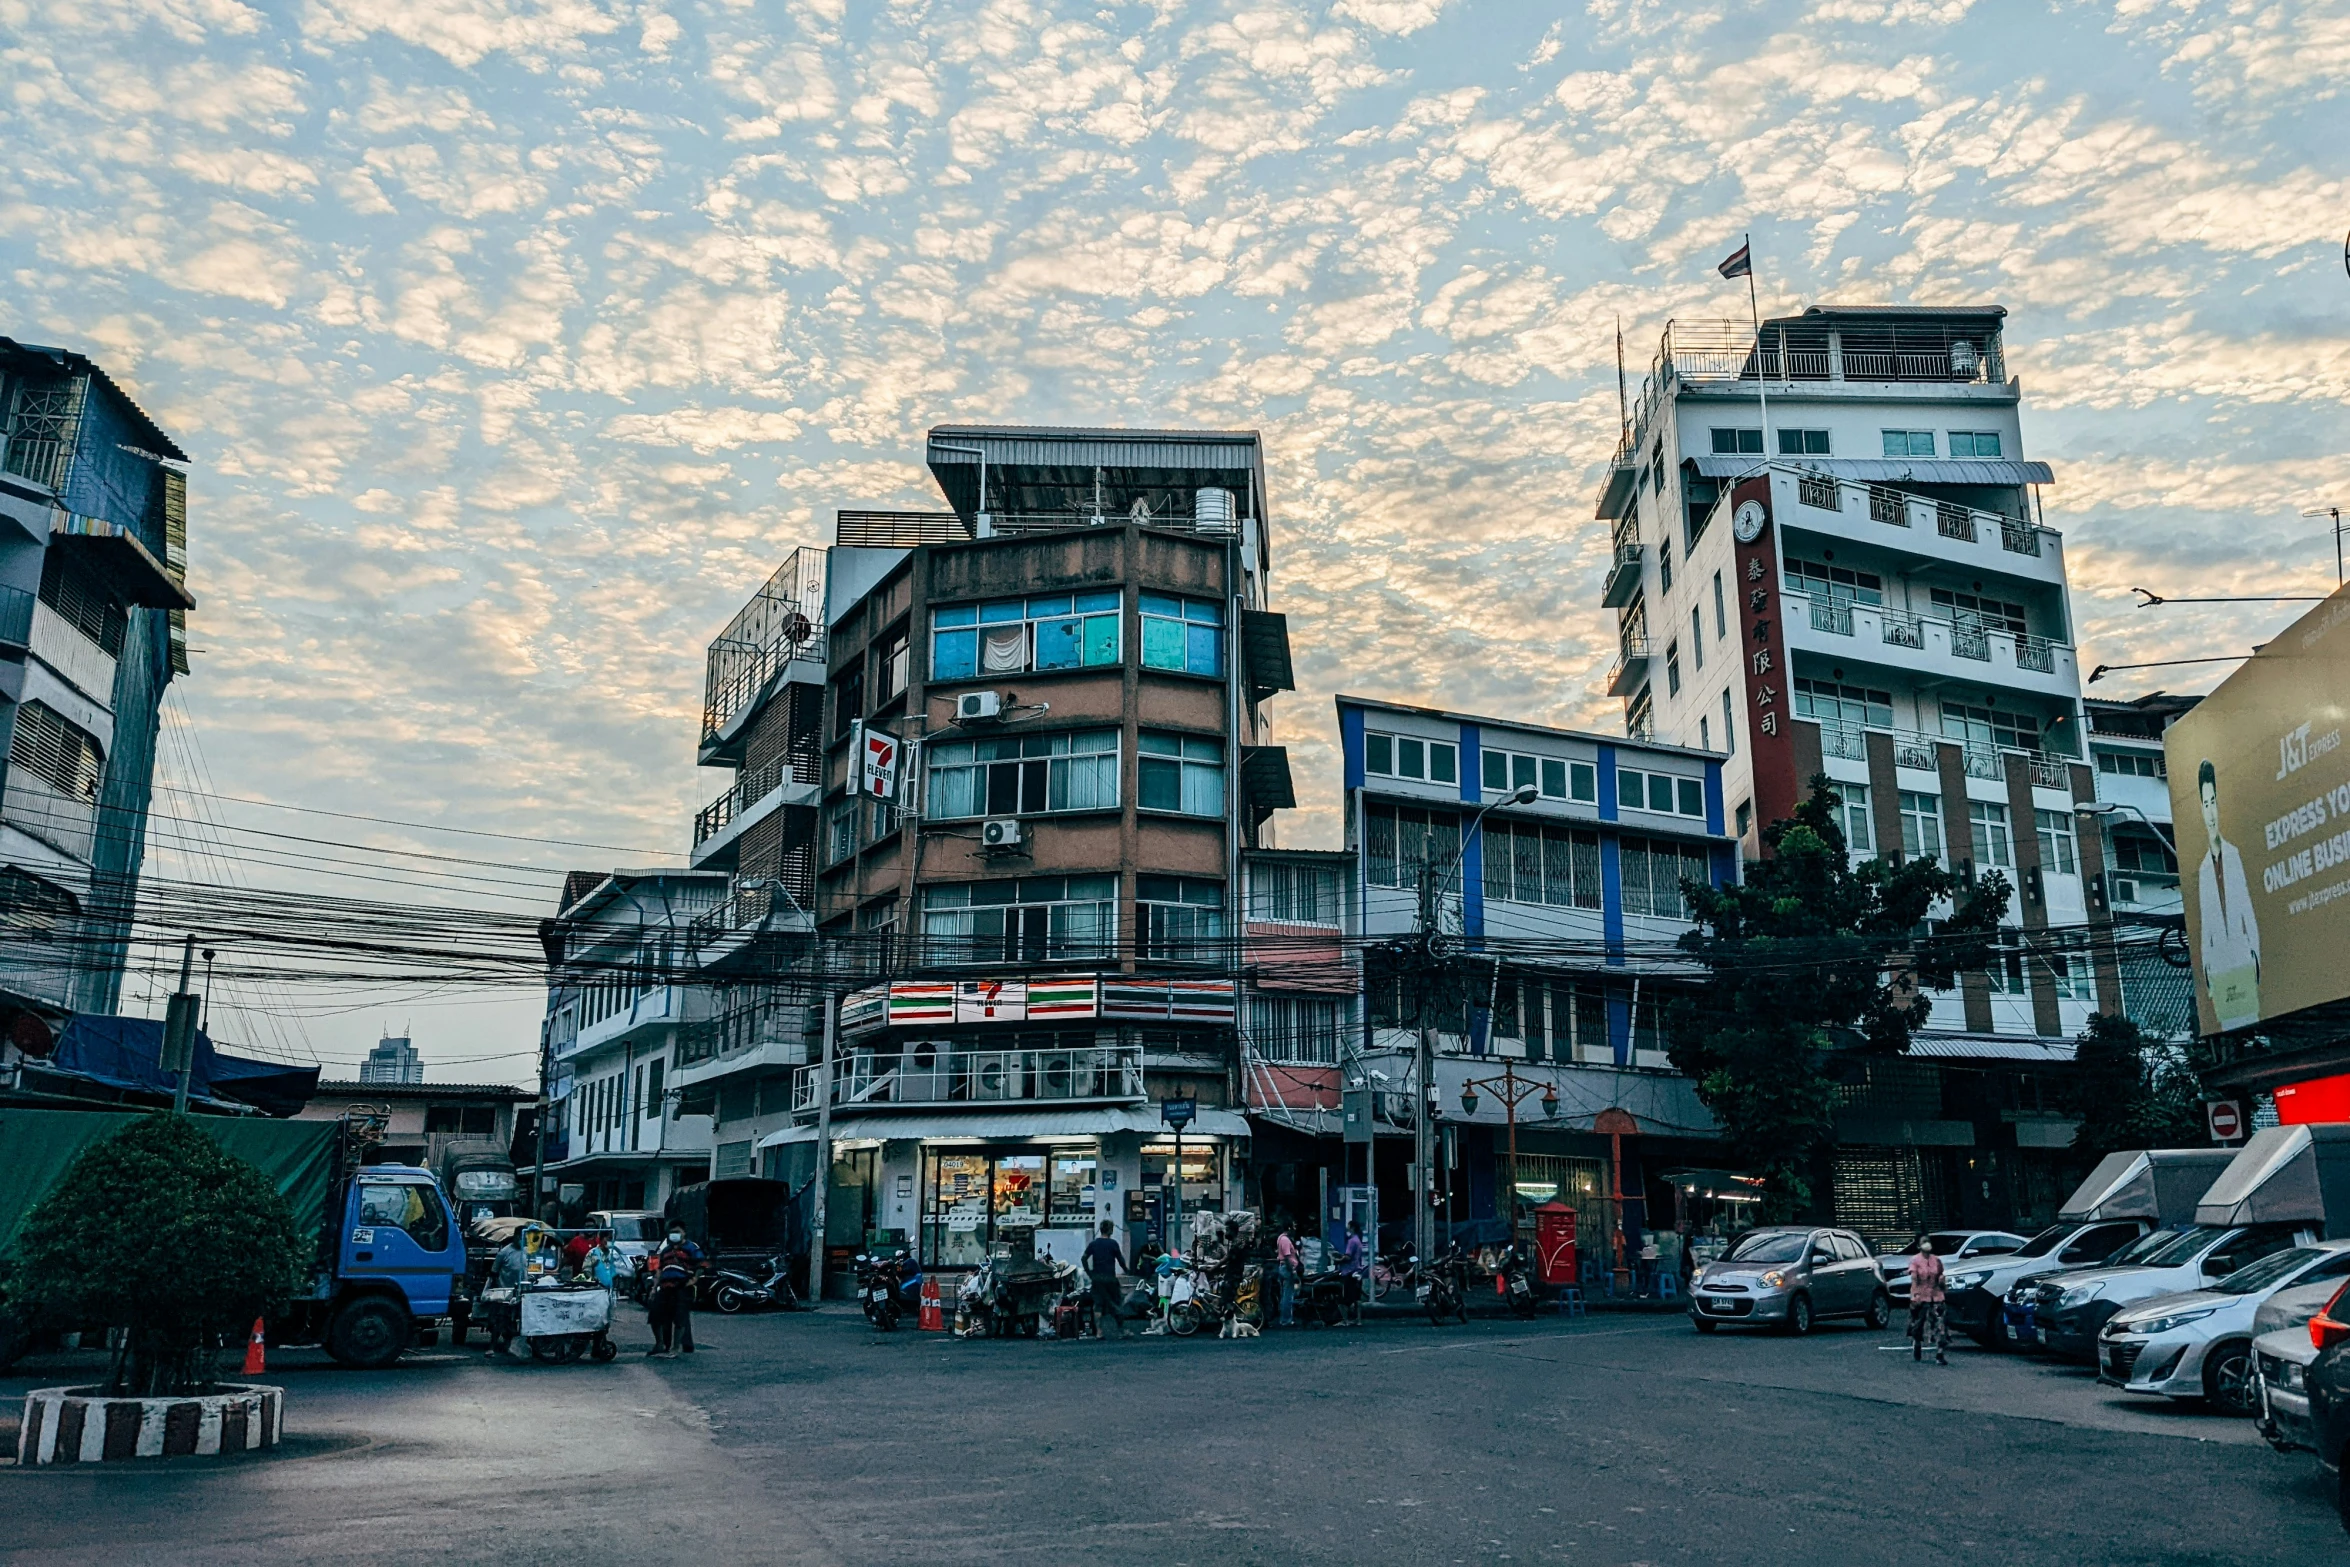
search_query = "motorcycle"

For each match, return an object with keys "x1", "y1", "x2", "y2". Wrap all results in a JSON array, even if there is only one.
[
  {"x1": 709, "y1": 1256, "x2": 797, "y2": 1314},
  {"x1": 1419, "y1": 1244, "x2": 1470, "y2": 1326},
  {"x1": 855, "y1": 1250, "x2": 921, "y2": 1330},
  {"x1": 1494, "y1": 1242, "x2": 1539, "y2": 1319},
  {"x1": 1297, "y1": 1270, "x2": 1359, "y2": 1328}
]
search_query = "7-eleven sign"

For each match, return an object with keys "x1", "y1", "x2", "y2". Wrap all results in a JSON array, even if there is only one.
[{"x1": 856, "y1": 724, "x2": 900, "y2": 800}]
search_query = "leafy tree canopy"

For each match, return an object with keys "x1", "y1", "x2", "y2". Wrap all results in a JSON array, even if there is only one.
[
  {"x1": 1668, "y1": 777, "x2": 2011, "y2": 1219},
  {"x1": 11, "y1": 1114, "x2": 311, "y2": 1396},
  {"x1": 2061, "y1": 1010, "x2": 2207, "y2": 1160}
]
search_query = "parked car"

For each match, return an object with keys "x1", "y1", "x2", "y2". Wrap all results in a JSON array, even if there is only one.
[
  {"x1": 2024, "y1": 1221, "x2": 2314, "y2": 1361},
  {"x1": 1690, "y1": 1226, "x2": 1889, "y2": 1336},
  {"x1": 2095, "y1": 1241, "x2": 2350, "y2": 1414},
  {"x1": 1876, "y1": 1230, "x2": 2028, "y2": 1304},
  {"x1": 1944, "y1": 1219, "x2": 2151, "y2": 1349},
  {"x1": 2253, "y1": 1277, "x2": 2345, "y2": 1455},
  {"x1": 2299, "y1": 1291, "x2": 2350, "y2": 1529},
  {"x1": 587, "y1": 1209, "x2": 666, "y2": 1290}
]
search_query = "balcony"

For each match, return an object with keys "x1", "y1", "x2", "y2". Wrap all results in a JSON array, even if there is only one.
[
  {"x1": 675, "y1": 995, "x2": 813, "y2": 1075},
  {"x1": 793, "y1": 1040, "x2": 1145, "y2": 1114},
  {"x1": 692, "y1": 745, "x2": 821, "y2": 853},
  {"x1": 1814, "y1": 721, "x2": 2072, "y2": 787},
  {"x1": 1783, "y1": 592, "x2": 2077, "y2": 696},
  {"x1": 701, "y1": 546, "x2": 827, "y2": 750},
  {"x1": 1783, "y1": 476, "x2": 2060, "y2": 585},
  {"x1": 1600, "y1": 540, "x2": 1644, "y2": 608},
  {"x1": 1607, "y1": 636, "x2": 1651, "y2": 697},
  {"x1": 685, "y1": 877, "x2": 815, "y2": 954}
]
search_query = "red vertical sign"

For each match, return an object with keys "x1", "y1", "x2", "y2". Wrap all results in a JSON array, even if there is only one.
[{"x1": 1728, "y1": 476, "x2": 1799, "y2": 849}]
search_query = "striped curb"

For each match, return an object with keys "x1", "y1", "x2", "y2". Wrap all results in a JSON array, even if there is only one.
[{"x1": 16, "y1": 1384, "x2": 282, "y2": 1464}]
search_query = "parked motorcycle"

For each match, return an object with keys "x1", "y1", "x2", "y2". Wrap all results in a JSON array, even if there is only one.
[
  {"x1": 709, "y1": 1256, "x2": 797, "y2": 1314},
  {"x1": 1419, "y1": 1244, "x2": 1470, "y2": 1325},
  {"x1": 855, "y1": 1250, "x2": 921, "y2": 1330},
  {"x1": 1494, "y1": 1242, "x2": 1539, "y2": 1319}
]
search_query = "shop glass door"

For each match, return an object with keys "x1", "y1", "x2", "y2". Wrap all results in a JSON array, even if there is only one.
[{"x1": 926, "y1": 1151, "x2": 992, "y2": 1269}]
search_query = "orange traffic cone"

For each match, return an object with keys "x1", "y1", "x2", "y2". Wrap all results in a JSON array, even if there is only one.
[{"x1": 242, "y1": 1318, "x2": 267, "y2": 1375}]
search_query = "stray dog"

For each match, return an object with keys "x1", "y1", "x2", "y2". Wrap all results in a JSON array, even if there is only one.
[{"x1": 1221, "y1": 1317, "x2": 1260, "y2": 1339}]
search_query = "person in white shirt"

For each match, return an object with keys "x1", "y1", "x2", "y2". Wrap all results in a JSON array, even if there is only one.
[{"x1": 2195, "y1": 759, "x2": 2261, "y2": 1030}]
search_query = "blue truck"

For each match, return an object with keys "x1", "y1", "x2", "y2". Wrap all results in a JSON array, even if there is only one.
[{"x1": 0, "y1": 1109, "x2": 468, "y2": 1369}]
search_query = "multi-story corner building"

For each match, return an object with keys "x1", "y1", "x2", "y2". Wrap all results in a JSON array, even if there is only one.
[
  {"x1": 1591, "y1": 307, "x2": 2103, "y2": 1234},
  {"x1": 1235, "y1": 844, "x2": 1360, "y2": 1225},
  {"x1": 0, "y1": 339, "x2": 195, "y2": 1023},
  {"x1": 535, "y1": 868, "x2": 724, "y2": 1215},
  {"x1": 663, "y1": 424, "x2": 1297, "y2": 1277},
  {"x1": 1333, "y1": 696, "x2": 1733, "y2": 1265}
]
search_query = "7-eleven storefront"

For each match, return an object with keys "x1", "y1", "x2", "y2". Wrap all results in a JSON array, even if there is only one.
[{"x1": 760, "y1": 973, "x2": 1250, "y2": 1273}]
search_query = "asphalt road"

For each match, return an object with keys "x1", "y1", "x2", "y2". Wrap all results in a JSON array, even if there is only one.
[{"x1": 0, "y1": 1301, "x2": 2339, "y2": 1565}]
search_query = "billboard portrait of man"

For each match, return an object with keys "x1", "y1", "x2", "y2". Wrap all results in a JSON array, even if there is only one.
[{"x1": 2195, "y1": 758, "x2": 2261, "y2": 1030}]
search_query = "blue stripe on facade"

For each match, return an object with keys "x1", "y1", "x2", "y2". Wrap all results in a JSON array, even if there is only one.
[
  {"x1": 1606, "y1": 990, "x2": 1631, "y2": 1066},
  {"x1": 1340, "y1": 703, "x2": 1366, "y2": 791},
  {"x1": 1703, "y1": 759, "x2": 1725, "y2": 836},
  {"x1": 1599, "y1": 833, "x2": 1623, "y2": 963},
  {"x1": 1459, "y1": 721, "x2": 1484, "y2": 940},
  {"x1": 1710, "y1": 842, "x2": 1738, "y2": 889},
  {"x1": 1596, "y1": 742, "x2": 1618, "y2": 821},
  {"x1": 1457, "y1": 723, "x2": 1482, "y2": 804}
]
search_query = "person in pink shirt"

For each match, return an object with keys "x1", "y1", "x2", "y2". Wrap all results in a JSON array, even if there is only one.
[
  {"x1": 1273, "y1": 1223, "x2": 1301, "y2": 1328},
  {"x1": 1907, "y1": 1243, "x2": 1949, "y2": 1365}
]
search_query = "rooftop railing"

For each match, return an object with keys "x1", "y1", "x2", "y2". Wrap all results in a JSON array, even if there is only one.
[{"x1": 702, "y1": 546, "x2": 827, "y2": 746}]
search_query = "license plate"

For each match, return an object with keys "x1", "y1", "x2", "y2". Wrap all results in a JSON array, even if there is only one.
[
  {"x1": 1415, "y1": 1285, "x2": 1431, "y2": 1301},
  {"x1": 1701, "y1": 1299, "x2": 1730, "y2": 1313},
  {"x1": 869, "y1": 1289, "x2": 888, "y2": 1302},
  {"x1": 1510, "y1": 1279, "x2": 1530, "y2": 1295}
]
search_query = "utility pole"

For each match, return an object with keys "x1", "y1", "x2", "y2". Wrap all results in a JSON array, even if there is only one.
[
  {"x1": 809, "y1": 963, "x2": 839, "y2": 1305},
  {"x1": 160, "y1": 933, "x2": 199, "y2": 1115},
  {"x1": 531, "y1": 1018, "x2": 551, "y2": 1221},
  {"x1": 1414, "y1": 861, "x2": 1437, "y2": 1268}
]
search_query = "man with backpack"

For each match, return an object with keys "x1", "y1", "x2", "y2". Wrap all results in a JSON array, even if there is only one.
[{"x1": 647, "y1": 1224, "x2": 706, "y2": 1358}]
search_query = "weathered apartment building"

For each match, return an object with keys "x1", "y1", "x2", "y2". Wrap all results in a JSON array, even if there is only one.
[{"x1": 0, "y1": 339, "x2": 193, "y2": 1031}]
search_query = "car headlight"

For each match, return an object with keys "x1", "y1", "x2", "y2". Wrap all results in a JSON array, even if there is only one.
[
  {"x1": 2128, "y1": 1307, "x2": 2215, "y2": 1336},
  {"x1": 1760, "y1": 1271, "x2": 1787, "y2": 1289},
  {"x1": 2272, "y1": 1361, "x2": 2307, "y2": 1391},
  {"x1": 1950, "y1": 1269, "x2": 1993, "y2": 1290},
  {"x1": 2060, "y1": 1281, "x2": 2106, "y2": 1308}
]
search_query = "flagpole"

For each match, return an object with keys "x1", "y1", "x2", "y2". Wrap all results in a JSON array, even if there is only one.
[{"x1": 1744, "y1": 231, "x2": 1771, "y2": 472}]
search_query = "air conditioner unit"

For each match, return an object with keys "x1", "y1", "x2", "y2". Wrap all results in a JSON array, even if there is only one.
[
  {"x1": 957, "y1": 691, "x2": 1003, "y2": 723},
  {"x1": 2112, "y1": 877, "x2": 2138, "y2": 905},
  {"x1": 981, "y1": 818, "x2": 1023, "y2": 849}
]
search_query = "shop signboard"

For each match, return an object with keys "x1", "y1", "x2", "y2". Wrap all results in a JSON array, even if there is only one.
[
  {"x1": 887, "y1": 982, "x2": 955, "y2": 1027},
  {"x1": 956, "y1": 979, "x2": 1027, "y2": 1022},
  {"x1": 856, "y1": 723, "x2": 901, "y2": 800},
  {"x1": 1161, "y1": 1097, "x2": 1196, "y2": 1130},
  {"x1": 2165, "y1": 584, "x2": 2350, "y2": 1034},
  {"x1": 1026, "y1": 977, "x2": 1099, "y2": 1020}
]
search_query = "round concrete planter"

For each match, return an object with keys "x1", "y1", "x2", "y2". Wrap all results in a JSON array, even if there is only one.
[{"x1": 16, "y1": 1383, "x2": 282, "y2": 1465}]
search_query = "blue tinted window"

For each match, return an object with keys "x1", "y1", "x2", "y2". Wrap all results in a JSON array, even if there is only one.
[
  {"x1": 1026, "y1": 595, "x2": 1073, "y2": 617},
  {"x1": 1074, "y1": 590, "x2": 1121, "y2": 612},
  {"x1": 1140, "y1": 592, "x2": 1184, "y2": 618},
  {"x1": 1034, "y1": 617, "x2": 1083, "y2": 670},
  {"x1": 933, "y1": 605, "x2": 978, "y2": 628},
  {"x1": 1184, "y1": 598, "x2": 1224, "y2": 625},
  {"x1": 932, "y1": 629, "x2": 978, "y2": 682},
  {"x1": 1185, "y1": 622, "x2": 1222, "y2": 676},
  {"x1": 979, "y1": 600, "x2": 1026, "y2": 624}
]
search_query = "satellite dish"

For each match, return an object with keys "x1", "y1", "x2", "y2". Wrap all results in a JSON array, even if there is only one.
[
  {"x1": 7, "y1": 1010, "x2": 53, "y2": 1058},
  {"x1": 782, "y1": 610, "x2": 813, "y2": 647}
]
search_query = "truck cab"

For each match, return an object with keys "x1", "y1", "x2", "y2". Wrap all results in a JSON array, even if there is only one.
[{"x1": 322, "y1": 1164, "x2": 467, "y2": 1367}]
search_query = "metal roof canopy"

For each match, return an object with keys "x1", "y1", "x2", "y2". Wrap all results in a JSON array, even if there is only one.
[
  {"x1": 2058, "y1": 1147, "x2": 2235, "y2": 1224},
  {"x1": 925, "y1": 423, "x2": 1267, "y2": 536},
  {"x1": 1682, "y1": 456, "x2": 2053, "y2": 487},
  {"x1": 757, "y1": 1105, "x2": 1252, "y2": 1147},
  {"x1": 0, "y1": 338, "x2": 190, "y2": 464},
  {"x1": 2196, "y1": 1124, "x2": 2350, "y2": 1234}
]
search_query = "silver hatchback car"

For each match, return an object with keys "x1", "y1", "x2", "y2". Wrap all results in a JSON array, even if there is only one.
[{"x1": 1692, "y1": 1225, "x2": 1891, "y2": 1335}]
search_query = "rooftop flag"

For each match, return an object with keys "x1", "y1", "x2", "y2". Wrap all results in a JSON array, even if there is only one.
[{"x1": 1717, "y1": 242, "x2": 1752, "y2": 280}]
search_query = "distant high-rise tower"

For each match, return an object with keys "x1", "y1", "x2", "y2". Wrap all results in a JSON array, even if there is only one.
[{"x1": 359, "y1": 1034, "x2": 422, "y2": 1085}]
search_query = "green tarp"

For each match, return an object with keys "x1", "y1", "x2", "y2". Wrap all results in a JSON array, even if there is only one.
[{"x1": 0, "y1": 1110, "x2": 339, "y2": 1256}]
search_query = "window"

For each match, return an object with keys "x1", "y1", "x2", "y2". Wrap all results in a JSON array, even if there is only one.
[
  {"x1": 1899, "y1": 791, "x2": 1943, "y2": 860},
  {"x1": 1249, "y1": 860, "x2": 1341, "y2": 923},
  {"x1": 1649, "y1": 444, "x2": 1666, "y2": 494},
  {"x1": 1699, "y1": 716, "x2": 1710, "y2": 750},
  {"x1": 927, "y1": 728, "x2": 1120, "y2": 818},
  {"x1": 2112, "y1": 831, "x2": 2178, "y2": 876},
  {"x1": 1711, "y1": 427, "x2": 1763, "y2": 454},
  {"x1": 1941, "y1": 701, "x2": 2040, "y2": 754},
  {"x1": 1139, "y1": 593, "x2": 1224, "y2": 676},
  {"x1": 1480, "y1": 747, "x2": 1594, "y2": 802},
  {"x1": 1618, "y1": 835, "x2": 1712, "y2": 920},
  {"x1": 873, "y1": 632, "x2": 910, "y2": 705},
  {"x1": 645, "y1": 1058, "x2": 664, "y2": 1116},
  {"x1": 2034, "y1": 809, "x2": 2077, "y2": 875},
  {"x1": 1250, "y1": 995, "x2": 1343, "y2": 1064},
  {"x1": 1617, "y1": 767, "x2": 1704, "y2": 818},
  {"x1": 38, "y1": 553, "x2": 126, "y2": 658},
  {"x1": 1049, "y1": 1153, "x2": 1097, "y2": 1226},
  {"x1": 1366, "y1": 731, "x2": 1458, "y2": 785},
  {"x1": 1835, "y1": 781, "x2": 1873, "y2": 852},
  {"x1": 1777, "y1": 428, "x2": 1831, "y2": 455},
  {"x1": 1665, "y1": 641, "x2": 1682, "y2": 696},
  {"x1": 1137, "y1": 875, "x2": 1225, "y2": 959},
  {"x1": 1478, "y1": 820, "x2": 1602, "y2": 909},
  {"x1": 1792, "y1": 678, "x2": 1894, "y2": 731},
  {"x1": 1734, "y1": 800, "x2": 1752, "y2": 837},
  {"x1": 1711, "y1": 572, "x2": 1727, "y2": 639},
  {"x1": 921, "y1": 876, "x2": 1117, "y2": 963},
  {"x1": 1687, "y1": 607, "x2": 1704, "y2": 672},
  {"x1": 833, "y1": 665, "x2": 863, "y2": 739},
  {"x1": 1968, "y1": 801, "x2": 2012, "y2": 867},
  {"x1": 423, "y1": 1105, "x2": 498, "y2": 1135},
  {"x1": 1784, "y1": 558, "x2": 1884, "y2": 605},
  {"x1": 0, "y1": 867, "x2": 76, "y2": 941},
  {"x1": 1720, "y1": 689, "x2": 1736, "y2": 757},
  {"x1": 355, "y1": 1182, "x2": 449, "y2": 1252},
  {"x1": 1659, "y1": 538, "x2": 1673, "y2": 594},
  {"x1": 2096, "y1": 750, "x2": 2166, "y2": 779},
  {"x1": 1997, "y1": 942, "x2": 2090, "y2": 1001},
  {"x1": 1949, "y1": 431, "x2": 2002, "y2": 458},
  {"x1": 1365, "y1": 803, "x2": 1462, "y2": 890},
  {"x1": 1139, "y1": 732, "x2": 1225, "y2": 816},
  {"x1": 1882, "y1": 430, "x2": 1936, "y2": 458},
  {"x1": 930, "y1": 591, "x2": 1123, "y2": 682},
  {"x1": 1929, "y1": 588, "x2": 2027, "y2": 637},
  {"x1": 8, "y1": 701, "x2": 103, "y2": 801}
]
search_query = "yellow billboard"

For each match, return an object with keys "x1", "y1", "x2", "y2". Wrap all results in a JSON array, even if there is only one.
[{"x1": 2168, "y1": 585, "x2": 2350, "y2": 1034}]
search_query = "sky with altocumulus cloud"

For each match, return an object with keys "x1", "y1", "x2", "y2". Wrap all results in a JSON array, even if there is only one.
[{"x1": 5, "y1": 0, "x2": 2346, "y2": 1080}]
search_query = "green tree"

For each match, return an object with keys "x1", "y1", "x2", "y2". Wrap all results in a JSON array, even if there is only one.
[
  {"x1": 1668, "y1": 777, "x2": 2011, "y2": 1220},
  {"x1": 10, "y1": 1115, "x2": 311, "y2": 1395},
  {"x1": 2061, "y1": 1011, "x2": 2207, "y2": 1160}
]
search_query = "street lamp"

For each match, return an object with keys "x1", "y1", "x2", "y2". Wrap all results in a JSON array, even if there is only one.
[
  {"x1": 1456, "y1": 1058, "x2": 1562, "y2": 1246},
  {"x1": 2073, "y1": 798, "x2": 2178, "y2": 857},
  {"x1": 1413, "y1": 781, "x2": 1540, "y2": 1263}
]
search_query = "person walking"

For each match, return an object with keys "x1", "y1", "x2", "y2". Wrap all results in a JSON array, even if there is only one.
[
  {"x1": 1337, "y1": 1219, "x2": 1367, "y2": 1326},
  {"x1": 1907, "y1": 1243, "x2": 1949, "y2": 1365},
  {"x1": 1274, "y1": 1223, "x2": 1301, "y2": 1328},
  {"x1": 648, "y1": 1225, "x2": 705, "y2": 1358},
  {"x1": 583, "y1": 1229, "x2": 626, "y2": 1290},
  {"x1": 1083, "y1": 1221, "x2": 1127, "y2": 1340}
]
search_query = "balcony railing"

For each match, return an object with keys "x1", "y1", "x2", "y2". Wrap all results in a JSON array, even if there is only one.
[
  {"x1": 702, "y1": 546, "x2": 827, "y2": 746},
  {"x1": 1935, "y1": 503, "x2": 1975, "y2": 543},
  {"x1": 687, "y1": 882, "x2": 778, "y2": 946},
  {"x1": 1607, "y1": 636, "x2": 1651, "y2": 696},
  {"x1": 793, "y1": 1041, "x2": 1145, "y2": 1113},
  {"x1": 1813, "y1": 721, "x2": 2071, "y2": 787},
  {"x1": 693, "y1": 745, "x2": 821, "y2": 848},
  {"x1": 1950, "y1": 621, "x2": 1990, "y2": 661},
  {"x1": 1879, "y1": 608, "x2": 1923, "y2": 649},
  {"x1": 1868, "y1": 486, "x2": 1909, "y2": 527},
  {"x1": 1809, "y1": 597, "x2": 1854, "y2": 636},
  {"x1": 2015, "y1": 635, "x2": 2057, "y2": 674},
  {"x1": 676, "y1": 996, "x2": 812, "y2": 1070},
  {"x1": 1797, "y1": 474, "x2": 1841, "y2": 512}
]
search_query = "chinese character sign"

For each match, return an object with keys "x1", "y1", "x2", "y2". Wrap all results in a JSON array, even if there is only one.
[{"x1": 1729, "y1": 477, "x2": 1800, "y2": 846}]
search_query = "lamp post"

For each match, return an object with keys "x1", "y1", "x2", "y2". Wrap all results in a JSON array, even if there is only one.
[
  {"x1": 1457, "y1": 1059, "x2": 1561, "y2": 1239},
  {"x1": 1414, "y1": 783, "x2": 1539, "y2": 1263}
]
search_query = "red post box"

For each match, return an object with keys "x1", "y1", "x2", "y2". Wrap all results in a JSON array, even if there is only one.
[{"x1": 1534, "y1": 1201, "x2": 1578, "y2": 1286}]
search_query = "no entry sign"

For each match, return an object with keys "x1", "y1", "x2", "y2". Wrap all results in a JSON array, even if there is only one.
[{"x1": 2208, "y1": 1100, "x2": 2244, "y2": 1142}]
